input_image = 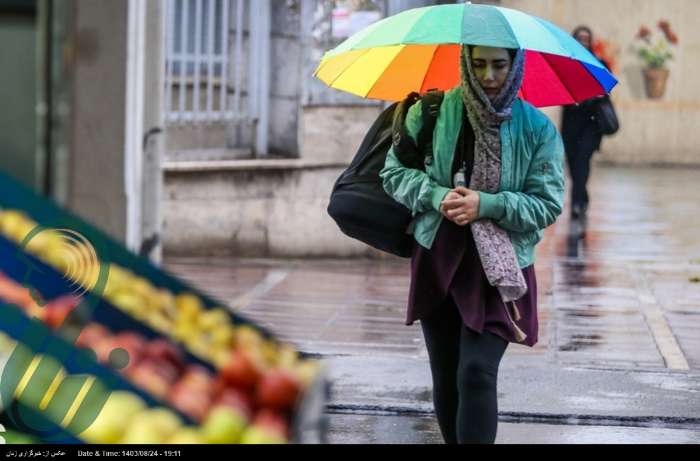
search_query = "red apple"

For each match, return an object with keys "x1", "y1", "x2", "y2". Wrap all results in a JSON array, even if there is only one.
[
  {"x1": 256, "y1": 369, "x2": 302, "y2": 411},
  {"x1": 168, "y1": 384, "x2": 212, "y2": 422},
  {"x1": 127, "y1": 362, "x2": 170, "y2": 399},
  {"x1": 182, "y1": 364, "x2": 212, "y2": 379},
  {"x1": 215, "y1": 388, "x2": 255, "y2": 421},
  {"x1": 139, "y1": 357, "x2": 180, "y2": 383},
  {"x1": 145, "y1": 339, "x2": 184, "y2": 372},
  {"x1": 110, "y1": 332, "x2": 148, "y2": 372},
  {"x1": 76, "y1": 323, "x2": 110, "y2": 349},
  {"x1": 212, "y1": 375, "x2": 229, "y2": 398},
  {"x1": 0, "y1": 274, "x2": 33, "y2": 308},
  {"x1": 113, "y1": 332, "x2": 148, "y2": 352},
  {"x1": 42, "y1": 295, "x2": 81, "y2": 329},
  {"x1": 221, "y1": 350, "x2": 262, "y2": 391},
  {"x1": 180, "y1": 365, "x2": 214, "y2": 389},
  {"x1": 92, "y1": 336, "x2": 116, "y2": 363},
  {"x1": 253, "y1": 409, "x2": 289, "y2": 439}
]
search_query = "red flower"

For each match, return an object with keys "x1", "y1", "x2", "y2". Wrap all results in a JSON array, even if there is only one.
[
  {"x1": 592, "y1": 38, "x2": 618, "y2": 74},
  {"x1": 592, "y1": 40, "x2": 604, "y2": 55},
  {"x1": 657, "y1": 20, "x2": 678, "y2": 43},
  {"x1": 637, "y1": 26, "x2": 651, "y2": 40}
]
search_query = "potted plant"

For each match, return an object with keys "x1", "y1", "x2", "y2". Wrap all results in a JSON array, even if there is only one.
[{"x1": 635, "y1": 20, "x2": 679, "y2": 99}]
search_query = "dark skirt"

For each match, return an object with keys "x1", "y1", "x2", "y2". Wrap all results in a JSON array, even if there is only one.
[{"x1": 407, "y1": 218, "x2": 539, "y2": 347}]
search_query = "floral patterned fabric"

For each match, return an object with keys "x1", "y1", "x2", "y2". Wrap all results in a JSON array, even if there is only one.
[{"x1": 459, "y1": 46, "x2": 530, "y2": 342}]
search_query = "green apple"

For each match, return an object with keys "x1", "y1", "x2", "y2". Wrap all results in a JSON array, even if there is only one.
[
  {"x1": 79, "y1": 391, "x2": 146, "y2": 444},
  {"x1": 146, "y1": 408, "x2": 182, "y2": 433},
  {"x1": 167, "y1": 428, "x2": 206, "y2": 444},
  {"x1": 121, "y1": 408, "x2": 182, "y2": 444},
  {"x1": 239, "y1": 425, "x2": 287, "y2": 445},
  {"x1": 201, "y1": 406, "x2": 248, "y2": 444},
  {"x1": 121, "y1": 425, "x2": 166, "y2": 445}
]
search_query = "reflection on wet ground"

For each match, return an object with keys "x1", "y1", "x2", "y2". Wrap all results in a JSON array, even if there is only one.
[{"x1": 327, "y1": 413, "x2": 700, "y2": 444}]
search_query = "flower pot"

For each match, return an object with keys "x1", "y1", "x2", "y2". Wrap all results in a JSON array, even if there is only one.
[{"x1": 643, "y1": 68, "x2": 670, "y2": 99}]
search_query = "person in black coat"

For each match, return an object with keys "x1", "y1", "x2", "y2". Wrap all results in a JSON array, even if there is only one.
[{"x1": 561, "y1": 26, "x2": 609, "y2": 236}]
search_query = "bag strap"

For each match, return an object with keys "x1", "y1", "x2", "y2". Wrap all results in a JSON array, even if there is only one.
[
  {"x1": 391, "y1": 89, "x2": 444, "y2": 171},
  {"x1": 417, "y1": 89, "x2": 444, "y2": 159}
]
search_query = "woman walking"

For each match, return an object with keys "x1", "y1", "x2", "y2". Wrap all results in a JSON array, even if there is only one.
[
  {"x1": 380, "y1": 45, "x2": 565, "y2": 444},
  {"x1": 561, "y1": 26, "x2": 610, "y2": 236}
]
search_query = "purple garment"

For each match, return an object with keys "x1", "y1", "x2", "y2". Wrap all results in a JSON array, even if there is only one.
[
  {"x1": 405, "y1": 113, "x2": 539, "y2": 347},
  {"x1": 407, "y1": 221, "x2": 539, "y2": 347}
]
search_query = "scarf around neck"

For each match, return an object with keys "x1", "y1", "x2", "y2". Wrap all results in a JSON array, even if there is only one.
[{"x1": 459, "y1": 45, "x2": 529, "y2": 342}]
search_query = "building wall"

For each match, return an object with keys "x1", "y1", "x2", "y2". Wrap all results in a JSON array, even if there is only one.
[
  {"x1": 67, "y1": 0, "x2": 130, "y2": 243},
  {"x1": 0, "y1": 13, "x2": 38, "y2": 190},
  {"x1": 163, "y1": 165, "x2": 388, "y2": 258},
  {"x1": 66, "y1": 0, "x2": 164, "y2": 253}
]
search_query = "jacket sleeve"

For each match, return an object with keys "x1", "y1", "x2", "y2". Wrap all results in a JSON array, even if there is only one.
[
  {"x1": 379, "y1": 101, "x2": 452, "y2": 217},
  {"x1": 477, "y1": 120, "x2": 565, "y2": 233}
]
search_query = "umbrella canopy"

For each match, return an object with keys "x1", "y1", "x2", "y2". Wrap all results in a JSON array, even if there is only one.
[{"x1": 314, "y1": 3, "x2": 618, "y2": 107}]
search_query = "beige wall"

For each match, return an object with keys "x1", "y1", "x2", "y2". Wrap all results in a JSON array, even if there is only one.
[
  {"x1": 163, "y1": 166, "x2": 389, "y2": 258},
  {"x1": 299, "y1": 106, "x2": 383, "y2": 163},
  {"x1": 499, "y1": 0, "x2": 700, "y2": 165}
]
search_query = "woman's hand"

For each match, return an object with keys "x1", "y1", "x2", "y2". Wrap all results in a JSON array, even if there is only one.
[{"x1": 440, "y1": 187, "x2": 480, "y2": 226}]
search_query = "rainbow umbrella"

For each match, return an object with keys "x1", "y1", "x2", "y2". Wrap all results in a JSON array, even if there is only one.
[{"x1": 314, "y1": 3, "x2": 618, "y2": 107}]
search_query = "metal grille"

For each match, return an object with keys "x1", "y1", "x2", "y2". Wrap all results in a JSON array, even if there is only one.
[{"x1": 164, "y1": 0, "x2": 246, "y2": 124}]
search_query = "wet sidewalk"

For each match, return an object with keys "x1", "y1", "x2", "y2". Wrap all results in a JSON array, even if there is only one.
[{"x1": 164, "y1": 165, "x2": 700, "y2": 444}]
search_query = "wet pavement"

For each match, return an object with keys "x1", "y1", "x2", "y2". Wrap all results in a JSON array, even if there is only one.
[
  {"x1": 328, "y1": 414, "x2": 700, "y2": 444},
  {"x1": 164, "y1": 165, "x2": 700, "y2": 443}
]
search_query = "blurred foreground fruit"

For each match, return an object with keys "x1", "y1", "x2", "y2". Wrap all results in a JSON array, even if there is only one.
[
  {"x1": 79, "y1": 392, "x2": 147, "y2": 444},
  {"x1": 167, "y1": 428, "x2": 206, "y2": 444},
  {"x1": 201, "y1": 406, "x2": 248, "y2": 444},
  {"x1": 256, "y1": 369, "x2": 302, "y2": 411},
  {"x1": 220, "y1": 350, "x2": 262, "y2": 391},
  {"x1": 121, "y1": 408, "x2": 182, "y2": 444},
  {"x1": 239, "y1": 424, "x2": 287, "y2": 444}
]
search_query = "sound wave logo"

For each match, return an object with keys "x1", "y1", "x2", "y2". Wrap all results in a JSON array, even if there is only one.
[
  {"x1": 48, "y1": 228, "x2": 101, "y2": 298},
  {"x1": 19, "y1": 227, "x2": 101, "y2": 301}
]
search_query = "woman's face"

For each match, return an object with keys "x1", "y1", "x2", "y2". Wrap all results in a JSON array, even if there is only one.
[
  {"x1": 470, "y1": 46, "x2": 512, "y2": 101},
  {"x1": 574, "y1": 30, "x2": 592, "y2": 50}
]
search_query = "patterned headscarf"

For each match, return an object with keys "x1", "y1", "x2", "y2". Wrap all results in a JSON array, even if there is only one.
[{"x1": 459, "y1": 45, "x2": 529, "y2": 342}]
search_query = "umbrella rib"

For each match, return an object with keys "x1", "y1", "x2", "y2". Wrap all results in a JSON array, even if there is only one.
[
  {"x1": 417, "y1": 45, "x2": 440, "y2": 94},
  {"x1": 362, "y1": 45, "x2": 409, "y2": 99},
  {"x1": 494, "y1": 9, "x2": 524, "y2": 52},
  {"x1": 324, "y1": 48, "x2": 374, "y2": 88},
  {"x1": 578, "y1": 61, "x2": 613, "y2": 95},
  {"x1": 540, "y1": 52, "x2": 578, "y2": 104}
]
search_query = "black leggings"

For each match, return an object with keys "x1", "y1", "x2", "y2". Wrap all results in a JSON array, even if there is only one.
[
  {"x1": 420, "y1": 295, "x2": 509, "y2": 444},
  {"x1": 565, "y1": 139, "x2": 597, "y2": 213}
]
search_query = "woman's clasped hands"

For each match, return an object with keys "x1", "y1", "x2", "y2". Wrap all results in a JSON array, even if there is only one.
[{"x1": 439, "y1": 187, "x2": 481, "y2": 227}]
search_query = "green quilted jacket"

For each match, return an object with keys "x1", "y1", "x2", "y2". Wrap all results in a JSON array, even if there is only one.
[{"x1": 379, "y1": 87, "x2": 565, "y2": 268}]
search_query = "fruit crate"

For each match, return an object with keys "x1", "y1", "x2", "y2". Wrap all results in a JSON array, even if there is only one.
[
  {"x1": 0, "y1": 307, "x2": 198, "y2": 444},
  {"x1": 0, "y1": 170, "x2": 330, "y2": 444}
]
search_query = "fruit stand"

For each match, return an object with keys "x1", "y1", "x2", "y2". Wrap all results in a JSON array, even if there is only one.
[{"x1": 0, "y1": 171, "x2": 330, "y2": 444}]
